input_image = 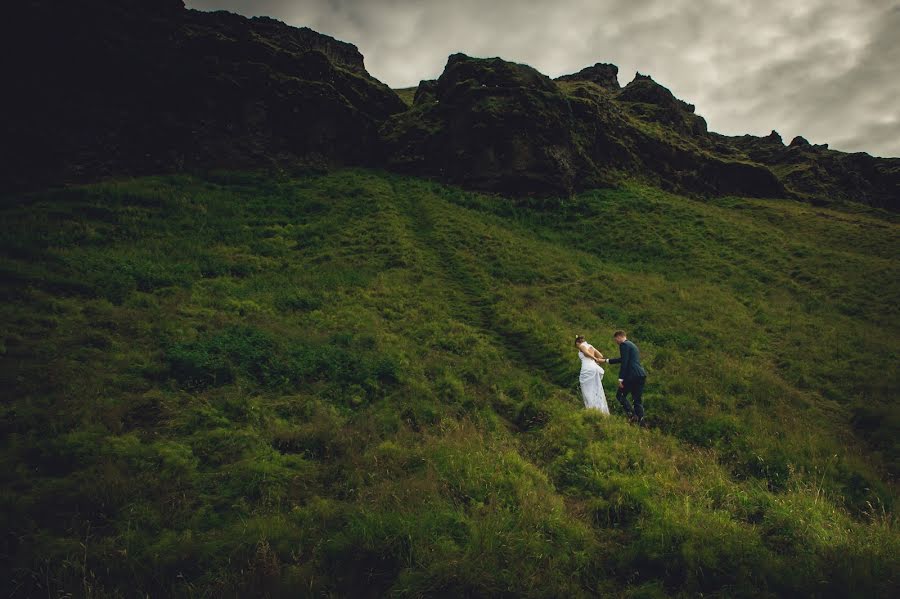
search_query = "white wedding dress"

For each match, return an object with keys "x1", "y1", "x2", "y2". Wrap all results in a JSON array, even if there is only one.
[{"x1": 578, "y1": 343, "x2": 610, "y2": 413}]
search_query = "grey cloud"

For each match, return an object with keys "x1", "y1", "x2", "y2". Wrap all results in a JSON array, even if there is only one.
[{"x1": 187, "y1": 0, "x2": 899, "y2": 157}]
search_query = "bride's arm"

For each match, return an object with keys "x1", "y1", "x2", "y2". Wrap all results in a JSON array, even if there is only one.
[{"x1": 577, "y1": 343, "x2": 605, "y2": 364}]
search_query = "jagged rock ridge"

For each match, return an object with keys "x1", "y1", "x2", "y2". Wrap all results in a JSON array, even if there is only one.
[
  {"x1": 381, "y1": 53, "x2": 786, "y2": 199},
  {"x1": 3, "y1": 1, "x2": 897, "y2": 210},
  {"x1": 554, "y1": 62, "x2": 620, "y2": 90}
]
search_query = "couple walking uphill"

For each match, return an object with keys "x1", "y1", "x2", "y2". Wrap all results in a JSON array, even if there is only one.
[{"x1": 576, "y1": 331, "x2": 648, "y2": 426}]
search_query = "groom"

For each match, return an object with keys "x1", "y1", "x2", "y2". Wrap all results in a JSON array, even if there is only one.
[{"x1": 604, "y1": 330, "x2": 647, "y2": 426}]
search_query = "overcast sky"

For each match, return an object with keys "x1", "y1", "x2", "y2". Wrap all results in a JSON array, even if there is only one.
[{"x1": 187, "y1": 0, "x2": 899, "y2": 157}]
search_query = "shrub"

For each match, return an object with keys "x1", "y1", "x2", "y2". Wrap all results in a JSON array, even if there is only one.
[
  {"x1": 166, "y1": 325, "x2": 286, "y2": 390},
  {"x1": 274, "y1": 288, "x2": 323, "y2": 312}
]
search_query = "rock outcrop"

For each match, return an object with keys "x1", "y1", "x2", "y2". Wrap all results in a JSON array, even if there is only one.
[
  {"x1": 381, "y1": 54, "x2": 592, "y2": 195},
  {"x1": 715, "y1": 132, "x2": 899, "y2": 209},
  {"x1": 2, "y1": 1, "x2": 895, "y2": 209},
  {"x1": 555, "y1": 62, "x2": 621, "y2": 90},
  {"x1": 615, "y1": 73, "x2": 708, "y2": 136},
  {"x1": 382, "y1": 54, "x2": 785, "y2": 198},
  {"x1": 2, "y1": 0, "x2": 406, "y2": 190},
  {"x1": 765, "y1": 130, "x2": 784, "y2": 144}
]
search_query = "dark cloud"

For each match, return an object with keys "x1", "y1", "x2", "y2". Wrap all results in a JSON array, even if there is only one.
[{"x1": 186, "y1": 0, "x2": 900, "y2": 157}]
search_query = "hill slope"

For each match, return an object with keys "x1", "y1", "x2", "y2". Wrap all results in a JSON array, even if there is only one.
[{"x1": 2, "y1": 169, "x2": 897, "y2": 596}]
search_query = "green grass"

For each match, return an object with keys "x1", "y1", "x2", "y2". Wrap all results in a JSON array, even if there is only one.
[
  {"x1": 393, "y1": 87, "x2": 417, "y2": 107},
  {"x1": 1, "y1": 168, "x2": 897, "y2": 597}
]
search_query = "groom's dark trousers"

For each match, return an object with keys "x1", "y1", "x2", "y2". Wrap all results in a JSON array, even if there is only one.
[{"x1": 616, "y1": 377, "x2": 645, "y2": 419}]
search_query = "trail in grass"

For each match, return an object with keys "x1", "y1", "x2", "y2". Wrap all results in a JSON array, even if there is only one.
[{"x1": 396, "y1": 182, "x2": 578, "y2": 392}]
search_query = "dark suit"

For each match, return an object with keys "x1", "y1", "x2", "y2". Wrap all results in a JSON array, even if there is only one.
[{"x1": 608, "y1": 339, "x2": 647, "y2": 418}]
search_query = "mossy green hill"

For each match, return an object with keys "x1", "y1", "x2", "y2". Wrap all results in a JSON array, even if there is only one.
[{"x1": 2, "y1": 168, "x2": 897, "y2": 596}]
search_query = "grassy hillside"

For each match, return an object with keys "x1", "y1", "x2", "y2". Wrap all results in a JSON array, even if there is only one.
[
  {"x1": 393, "y1": 87, "x2": 417, "y2": 107},
  {"x1": 1, "y1": 168, "x2": 898, "y2": 597}
]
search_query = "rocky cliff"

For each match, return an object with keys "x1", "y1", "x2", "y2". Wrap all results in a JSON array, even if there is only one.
[
  {"x1": 3, "y1": 0, "x2": 897, "y2": 209},
  {"x1": 381, "y1": 54, "x2": 787, "y2": 199},
  {"x1": 2, "y1": 0, "x2": 405, "y2": 189}
]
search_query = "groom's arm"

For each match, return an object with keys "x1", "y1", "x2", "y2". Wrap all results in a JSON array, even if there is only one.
[
  {"x1": 607, "y1": 346, "x2": 625, "y2": 365},
  {"x1": 611, "y1": 344, "x2": 632, "y2": 383},
  {"x1": 619, "y1": 345, "x2": 632, "y2": 380}
]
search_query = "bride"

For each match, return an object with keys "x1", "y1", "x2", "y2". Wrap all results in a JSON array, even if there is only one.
[{"x1": 575, "y1": 334, "x2": 610, "y2": 414}]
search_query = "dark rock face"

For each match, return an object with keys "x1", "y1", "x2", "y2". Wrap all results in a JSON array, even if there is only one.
[
  {"x1": 436, "y1": 53, "x2": 558, "y2": 95},
  {"x1": 2, "y1": 0, "x2": 406, "y2": 190},
  {"x1": 717, "y1": 132, "x2": 899, "y2": 209},
  {"x1": 555, "y1": 62, "x2": 620, "y2": 90},
  {"x1": 3, "y1": 2, "x2": 893, "y2": 209},
  {"x1": 382, "y1": 54, "x2": 784, "y2": 199},
  {"x1": 619, "y1": 73, "x2": 689, "y2": 110},
  {"x1": 413, "y1": 80, "x2": 438, "y2": 105},
  {"x1": 616, "y1": 73, "x2": 707, "y2": 136},
  {"x1": 381, "y1": 54, "x2": 592, "y2": 195}
]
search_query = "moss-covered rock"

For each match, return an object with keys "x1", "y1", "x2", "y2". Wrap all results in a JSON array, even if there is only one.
[
  {"x1": 714, "y1": 131, "x2": 900, "y2": 209},
  {"x1": 616, "y1": 73, "x2": 709, "y2": 136},
  {"x1": 5, "y1": 1, "x2": 894, "y2": 209},
  {"x1": 383, "y1": 54, "x2": 784, "y2": 199},
  {"x1": 381, "y1": 53, "x2": 596, "y2": 196},
  {"x1": 555, "y1": 62, "x2": 621, "y2": 90}
]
